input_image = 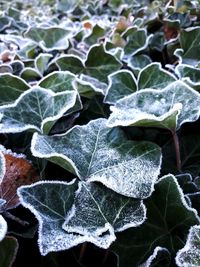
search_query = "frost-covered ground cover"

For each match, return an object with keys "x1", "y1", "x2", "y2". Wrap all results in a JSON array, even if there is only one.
[{"x1": 0, "y1": 0, "x2": 200, "y2": 266}]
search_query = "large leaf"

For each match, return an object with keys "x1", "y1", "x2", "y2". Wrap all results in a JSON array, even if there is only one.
[
  {"x1": 0, "y1": 74, "x2": 30, "y2": 105},
  {"x1": 138, "y1": 63, "x2": 177, "y2": 90},
  {"x1": 0, "y1": 236, "x2": 19, "y2": 266},
  {"x1": 175, "y1": 27, "x2": 200, "y2": 66},
  {"x1": 107, "y1": 81, "x2": 200, "y2": 130},
  {"x1": 24, "y1": 26, "x2": 71, "y2": 51},
  {"x1": 31, "y1": 118, "x2": 162, "y2": 198},
  {"x1": 0, "y1": 215, "x2": 7, "y2": 241},
  {"x1": 63, "y1": 181, "x2": 146, "y2": 236},
  {"x1": 112, "y1": 174, "x2": 199, "y2": 267},
  {"x1": 0, "y1": 87, "x2": 78, "y2": 134},
  {"x1": 56, "y1": 44, "x2": 122, "y2": 83},
  {"x1": 176, "y1": 225, "x2": 200, "y2": 267},
  {"x1": 104, "y1": 70, "x2": 137, "y2": 104}
]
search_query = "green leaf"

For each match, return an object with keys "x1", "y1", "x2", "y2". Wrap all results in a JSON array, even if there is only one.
[
  {"x1": 0, "y1": 87, "x2": 78, "y2": 134},
  {"x1": 175, "y1": 64, "x2": 200, "y2": 90},
  {"x1": 17, "y1": 180, "x2": 85, "y2": 256},
  {"x1": 56, "y1": 44, "x2": 122, "y2": 83},
  {"x1": 63, "y1": 181, "x2": 145, "y2": 244},
  {"x1": 176, "y1": 225, "x2": 200, "y2": 267},
  {"x1": 107, "y1": 81, "x2": 200, "y2": 130},
  {"x1": 175, "y1": 27, "x2": 200, "y2": 66},
  {"x1": 83, "y1": 24, "x2": 106, "y2": 45},
  {"x1": 112, "y1": 174, "x2": 199, "y2": 267},
  {"x1": 104, "y1": 70, "x2": 137, "y2": 104},
  {"x1": 20, "y1": 68, "x2": 42, "y2": 82},
  {"x1": 31, "y1": 118, "x2": 162, "y2": 198},
  {"x1": 0, "y1": 236, "x2": 19, "y2": 266},
  {"x1": 24, "y1": 26, "x2": 71, "y2": 51},
  {"x1": 127, "y1": 54, "x2": 152, "y2": 74},
  {"x1": 0, "y1": 215, "x2": 7, "y2": 241},
  {"x1": 0, "y1": 74, "x2": 30, "y2": 105},
  {"x1": 138, "y1": 63, "x2": 177, "y2": 90},
  {"x1": 35, "y1": 53, "x2": 53, "y2": 75}
]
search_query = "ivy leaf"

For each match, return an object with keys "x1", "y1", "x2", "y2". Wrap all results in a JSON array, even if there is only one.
[
  {"x1": 175, "y1": 27, "x2": 200, "y2": 66},
  {"x1": 0, "y1": 151, "x2": 6, "y2": 183},
  {"x1": 175, "y1": 64, "x2": 200, "y2": 90},
  {"x1": 31, "y1": 118, "x2": 162, "y2": 198},
  {"x1": 112, "y1": 174, "x2": 199, "y2": 267},
  {"x1": 104, "y1": 70, "x2": 137, "y2": 104},
  {"x1": 127, "y1": 54, "x2": 152, "y2": 74},
  {"x1": 0, "y1": 236, "x2": 18, "y2": 266},
  {"x1": 24, "y1": 27, "x2": 71, "y2": 51},
  {"x1": 63, "y1": 181, "x2": 146, "y2": 238},
  {"x1": 107, "y1": 81, "x2": 200, "y2": 130},
  {"x1": 176, "y1": 225, "x2": 200, "y2": 267},
  {"x1": 0, "y1": 87, "x2": 78, "y2": 134},
  {"x1": 138, "y1": 63, "x2": 177, "y2": 90},
  {"x1": 34, "y1": 53, "x2": 53, "y2": 75},
  {"x1": 56, "y1": 44, "x2": 122, "y2": 83},
  {"x1": 0, "y1": 215, "x2": 7, "y2": 241},
  {"x1": 139, "y1": 247, "x2": 171, "y2": 267},
  {"x1": 0, "y1": 74, "x2": 30, "y2": 105}
]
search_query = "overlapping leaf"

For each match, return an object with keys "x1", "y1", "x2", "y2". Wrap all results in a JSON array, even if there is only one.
[
  {"x1": 17, "y1": 179, "x2": 145, "y2": 255},
  {"x1": 112, "y1": 175, "x2": 199, "y2": 267},
  {"x1": 31, "y1": 118, "x2": 162, "y2": 198},
  {"x1": 0, "y1": 87, "x2": 78, "y2": 134},
  {"x1": 176, "y1": 225, "x2": 200, "y2": 267},
  {"x1": 0, "y1": 236, "x2": 19, "y2": 267},
  {"x1": 0, "y1": 215, "x2": 7, "y2": 241},
  {"x1": 107, "y1": 81, "x2": 200, "y2": 130}
]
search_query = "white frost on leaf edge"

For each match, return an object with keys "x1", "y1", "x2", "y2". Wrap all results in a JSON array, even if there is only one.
[
  {"x1": 104, "y1": 69, "x2": 137, "y2": 104},
  {"x1": 139, "y1": 246, "x2": 170, "y2": 267},
  {"x1": 176, "y1": 225, "x2": 200, "y2": 267},
  {"x1": 175, "y1": 63, "x2": 200, "y2": 86},
  {"x1": 0, "y1": 151, "x2": 6, "y2": 183},
  {"x1": 31, "y1": 132, "x2": 80, "y2": 177},
  {"x1": 0, "y1": 86, "x2": 78, "y2": 134},
  {"x1": 0, "y1": 215, "x2": 7, "y2": 242}
]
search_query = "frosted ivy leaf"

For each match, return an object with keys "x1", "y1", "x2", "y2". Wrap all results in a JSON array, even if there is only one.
[
  {"x1": 64, "y1": 181, "x2": 146, "y2": 239},
  {"x1": 0, "y1": 74, "x2": 30, "y2": 105},
  {"x1": 138, "y1": 63, "x2": 176, "y2": 90},
  {"x1": 38, "y1": 71, "x2": 82, "y2": 114},
  {"x1": 104, "y1": 70, "x2": 137, "y2": 104},
  {"x1": 0, "y1": 215, "x2": 7, "y2": 241},
  {"x1": 107, "y1": 81, "x2": 200, "y2": 130},
  {"x1": 0, "y1": 151, "x2": 5, "y2": 183},
  {"x1": 24, "y1": 26, "x2": 71, "y2": 51},
  {"x1": 34, "y1": 53, "x2": 53, "y2": 75},
  {"x1": 0, "y1": 87, "x2": 78, "y2": 134},
  {"x1": 31, "y1": 118, "x2": 162, "y2": 198},
  {"x1": 17, "y1": 180, "x2": 85, "y2": 255},
  {"x1": 175, "y1": 64, "x2": 200, "y2": 90},
  {"x1": 176, "y1": 225, "x2": 200, "y2": 267},
  {"x1": 56, "y1": 44, "x2": 122, "y2": 83}
]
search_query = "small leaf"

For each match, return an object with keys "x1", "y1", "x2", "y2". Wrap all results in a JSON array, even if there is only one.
[
  {"x1": 112, "y1": 174, "x2": 199, "y2": 267},
  {"x1": 0, "y1": 149, "x2": 39, "y2": 210},
  {"x1": 107, "y1": 81, "x2": 200, "y2": 130},
  {"x1": 24, "y1": 27, "x2": 71, "y2": 51},
  {"x1": 0, "y1": 236, "x2": 18, "y2": 267},
  {"x1": 138, "y1": 63, "x2": 177, "y2": 90},
  {"x1": 63, "y1": 181, "x2": 145, "y2": 237},
  {"x1": 0, "y1": 87, "x2": 78, "y2": 134},
  {"x1": 35, "y1": 53, "x2": 53, "y2": 75},
  {"x1": 56, "y1": 44, "x2": 122, "y2": 83},
  {"x1": 139, "y1": 247, "x2": 171, "y2": 267},
  {"x1": 175, "y1": 64, "x2": 200, "y2": 90},
  {"x1": 0, "y1": 74, "x2": 29, "y2": 105},
  {"x1": 0, "y1": 215, "x2": 7, "y2": 241},
  {"x1": 104, "y1": 70, "x2": 137, "y2": 104},
  {"x1": 31, "y1": 118, "x2": 162, "y2": 198},
  {"x1": 176, "y1": 225, "x2": 200, "y2": 267},
  {"x1": 127, "y1": 54, "x2": 152, "y2": 74}
]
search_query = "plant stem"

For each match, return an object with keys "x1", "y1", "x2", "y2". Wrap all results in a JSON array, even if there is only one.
[
  {"x1": 78, "y1": 242, "x2": 87, "y2": 262},
  {"x1": 170, "y1": 130, "x2": 181, "y2": 172},
  {"x1": 3, "y1": 211, "x2": 29, "y2": 226}
]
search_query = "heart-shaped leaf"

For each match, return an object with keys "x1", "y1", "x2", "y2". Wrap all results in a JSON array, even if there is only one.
[
  {"x1": 107, "y1": 81, "x2": 200, "y2": 130},
  {"x1": 0, "y1": 74, "x2": 30, "y2": 105},
  {"x1": 56, "y1": 44, "x2": 122, "y2": 83},
  {"x1": 112, "y1": 174, "x2": 199, "y2": 267},
  {"x1": 176, "y1": 225, "x2": 200, "y2": 267},
  {"x1": 138, "y1": 63, "x2": 177, "y2": 90},
  {"x1": 31, "y1": 118, "x2": 162, "y2": 198},
  {"x1": 24, "y1": 27, "x2": 71, "y2": 51},
  {"x1": 0, "y1": 87, "x2": 78, "y2": 134},
  {"x1": 104, "y1": 70, "x2": 137, "y2": 104}
]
